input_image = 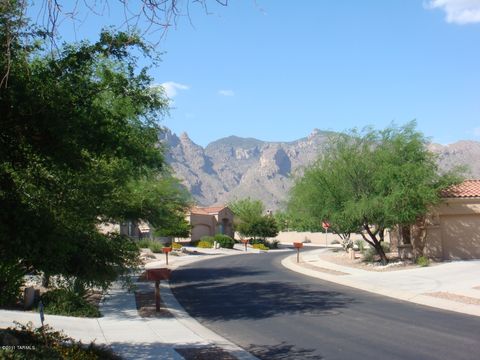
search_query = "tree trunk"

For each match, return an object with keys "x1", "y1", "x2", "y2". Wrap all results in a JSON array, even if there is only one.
[
  {"x1": 363, "y1": 223, "x2": 389, "y2": 265},
  {"x1": 374, "y1": 242, "x2": 388, "y2": 265},
  {"x1": 42, "y1": 273, "x2": 50, "y2": 288}
]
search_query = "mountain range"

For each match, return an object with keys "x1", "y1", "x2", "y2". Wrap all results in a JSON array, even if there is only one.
[{"x1": 160, "y1": 129, "x2": 480, "y2": 211}]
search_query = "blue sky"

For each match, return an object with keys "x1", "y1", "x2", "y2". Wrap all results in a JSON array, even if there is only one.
[{"x1": 31, "y1": 1, "x2": 480, "y2": 147}]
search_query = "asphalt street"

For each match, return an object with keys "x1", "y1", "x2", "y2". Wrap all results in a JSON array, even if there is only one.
[{"x1": 171, "y1": 251, "x2": 480, "y2": 360}]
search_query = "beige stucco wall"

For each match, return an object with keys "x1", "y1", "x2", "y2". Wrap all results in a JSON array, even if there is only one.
[
  {"x1": 216, "y1": 208, "x2": 235, "y2": 238},
  {"x1": 272, "y1": 231, "x2": 391, "y2": 245},
  {"x1": 425, "y1": 198, "x2": 480, "y2": 260},
  {"x1": 189, "y1": 208, "x2": 235, "y2": 241},
  {"x1": 190, "y1": 213, "x2": 216, "y2": 241}
]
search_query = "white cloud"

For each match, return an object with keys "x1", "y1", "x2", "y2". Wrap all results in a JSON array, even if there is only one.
[
  {"x1": 427, "y1": 0, "x2": 480, "y2": 24},
  {"x1": 160, "y1": 81, "x2": 190, "y2": 98},
  {"x1": 218, "y1": 89, "x2": 235, "y2": 97},
  {"x1": 474, "y1": 127, "x2": 480, "y2": 136}
]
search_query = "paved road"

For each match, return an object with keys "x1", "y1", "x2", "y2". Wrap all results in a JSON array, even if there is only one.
[{"x1": 171, "y1": 251, "x2": 480, "y2": 360}]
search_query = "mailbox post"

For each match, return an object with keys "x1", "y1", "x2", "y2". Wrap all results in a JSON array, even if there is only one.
[
  {"x1": 146, "y1": 268, "x2": 171, "y2": 312},
  {"x1": 162, "y1": 246, "x2": 172, "y2": 265},
  {"x1": 293, "y1": 242, "x2": 303, "y2": 263},
  {"x1": 240, "y1": 238, "x2": 249, "y2": 252},
  {"x1": 322, "y1": 221, "x2": 330, "y2": 248}
]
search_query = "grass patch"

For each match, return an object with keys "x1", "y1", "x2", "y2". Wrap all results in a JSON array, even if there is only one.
[{"x1": 416, "y1": 256, "x2": 430, "y2": 267}]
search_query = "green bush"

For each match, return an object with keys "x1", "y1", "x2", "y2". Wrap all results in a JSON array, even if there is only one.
[
  {"x1": 252, "y1": 243, "x2": 269, "y2": 251},
  {"x1": 0, "y1": 262, "x2": 24, "y2": 307},
  {"x1": 137, "y1": 238, "x2": 152, "y2": 248},
  {"x1": 196, "y1": 240, "x2": 213, "y2": 248},
  {"x1": 416, "y1": 256, "x2": 430, "y2": 267},
  {"x1": 363, "y1": 248, "x2": 376, "y2": 263},
  {"x1": 200, "y1": 236, "x2": 215, "y2": 244},
  {"x1": 41, "y1": 289, "x2": 101, "y2": 318},
  {"x1": 267, "y1": 239, "x2": 280, "y2": 249},
  {"x1": 354, "y1": 240, "x2": 365, "y2": 253},
  {"x1": 214, "y1": 234, "x2": 235, "y2": 249},
  {"x1": 148, "y1": 241, "x2": 163, "y2": 253},
  {"x1": 0, "y1": 322, "x2": 120, "y2": 359},
  {"x1": 137, "y1": 239, "x2": 163, "y2": 253},
  {"x1": 381, "y1": 241, "x2": 391, "y2": 253}
]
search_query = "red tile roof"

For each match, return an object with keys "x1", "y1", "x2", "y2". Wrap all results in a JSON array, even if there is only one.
[
  {"x1": 190, "y1": 206, "x2": 227, "y2": 215},
  {"x1": 441, "y1": 180, "x2": 480, "y2": 198}
]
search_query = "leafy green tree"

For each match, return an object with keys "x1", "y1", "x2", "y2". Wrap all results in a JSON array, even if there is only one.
[
  {"x1": 0, "y1": 2, "x2": 189, "y2": 295},
  {"x1": 288, "y1": 122, "x2": 462, "y2": 264},
  {"x1": 229, "y1": 198, "x2": 278, "y2": 240}
]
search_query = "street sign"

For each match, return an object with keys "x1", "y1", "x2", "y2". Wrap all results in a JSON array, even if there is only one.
[{"x1": 322, "y1": 221, "x2": 330, "y2": 230}]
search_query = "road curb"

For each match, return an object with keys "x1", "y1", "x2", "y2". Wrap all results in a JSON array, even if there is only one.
[{"x1": 281, "y1": 254, "x2": 480, "y2": 318}]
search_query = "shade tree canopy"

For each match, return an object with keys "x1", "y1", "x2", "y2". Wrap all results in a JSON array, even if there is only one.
[
  {"x1": 287, "y1": 122, "x2": 463, "y2": 264},
  {"x1": 0, "y1": 2, "x2": 190, "y2": 295}
]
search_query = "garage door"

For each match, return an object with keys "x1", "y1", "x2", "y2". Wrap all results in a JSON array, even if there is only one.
[{"x1": 441, "y1": 215, "x2": 480, "y2": 260}]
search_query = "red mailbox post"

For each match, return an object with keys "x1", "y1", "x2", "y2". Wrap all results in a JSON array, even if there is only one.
[
  {"x1": 162, "y1": 246, "x2": 172, "y2": 265},
  {"x1": 293, "y1": 242, "x2": 303, "y2": 263},
  {"x1": 146, "y1": 268, "x2": 171, "y2": 312},
  {"x1": 240, "y1": 239, "x2": 249, "y2": 252}
]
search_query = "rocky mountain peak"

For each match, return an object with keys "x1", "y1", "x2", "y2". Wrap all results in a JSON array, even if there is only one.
[{"x1": 161, "y1": 129, "x2": 480, "y2": 210}]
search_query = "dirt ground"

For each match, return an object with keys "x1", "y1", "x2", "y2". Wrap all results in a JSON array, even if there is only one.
[{"x1": 319, "y1": 248, "x2": 439, "y2": 272}]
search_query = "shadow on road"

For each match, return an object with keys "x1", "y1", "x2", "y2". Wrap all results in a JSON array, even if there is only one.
[
  {"x1": 171, "y1": 266, "x2": 356, "y2": 321},
  {"x1": 247, "y1": 341, "x2": 323, "y2": 360}
]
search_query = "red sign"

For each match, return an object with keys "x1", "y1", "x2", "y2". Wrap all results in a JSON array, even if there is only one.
[
  {"x1": 322, "y1": 221, "x2": 330, "y2": 230},
  {"x1": 293, "y1": 242, "x2": 304, "y2": 249},
  {"x1": 162, "y1": 247, "x2": 172, "y2": 253}
]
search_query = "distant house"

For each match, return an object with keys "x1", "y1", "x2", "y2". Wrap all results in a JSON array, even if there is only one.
[
  {"x1": 392, "y1": 179, "x2": 480, "y2": 260},
  {"x1": 119, "y1": 220, "x2": 152, "y2": 240},
  {"x1": 188, "y1": 206, "x2": 235, "y2": 241}
]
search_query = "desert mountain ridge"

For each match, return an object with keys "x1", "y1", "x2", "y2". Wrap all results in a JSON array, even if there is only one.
[{"x1": 160, "y1": 129, "x2": 480, "y2": 211}]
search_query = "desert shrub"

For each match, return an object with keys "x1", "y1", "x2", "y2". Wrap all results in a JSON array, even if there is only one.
[
  {"x1": 41, "y1": 288, "x2": 101, "y2": 318},
  {"x1": 0, "y1": 322, "x2": 120, "y2": 359},
  {"x1": 0, "y1": 262, "x2": 24, "y2": 307},
  {"x1": 250, "y1": 238, "x2": 265, "y2": 245},
  {"x1": 214, "y1": 234, "x2": 235, "y2": 249},
  {"x1": 136, "y1": 239, "x2": 163, "y2": 253},
  {"x1": 354, "y1": 240, "x2": 366, "y2": 253},
  {"x1": 416, "y1": 256, "x2": 430, "y2": 267},
  {"x1": 137, "y1": 238, "x2": 152, "y2": 248},
  {"x1": 252, "y1": 243, "x2": 269, "y2": 251},
  {"x1": 363, "y1": 248, "x2": 376, "y2": 263},
  {"x1": 341, "y1": 238, "x2": 354, "y2": 252},
  {"x1": 266, "y1": 239, "x2": 280, "y2": 249},
  {"x1": 381, "y1": 241, "x2": 391, "y2": 253},
  {"x1": 200, "y1": 236, "x2": 215, "y2": 245},
  {"x1": 171, "y1": 242, "x2": 182, "y2": 250},
  {"x1": 196, "y1": 241, "x2": 213, "y2": 248}
]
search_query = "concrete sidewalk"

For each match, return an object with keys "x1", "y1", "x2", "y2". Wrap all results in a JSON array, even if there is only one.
[
  {"x1": 282, "y1": 248, "x2": 480, "y2": 317},
  {"x1": 1, "y1": 248, "x2": 258, "y2": 360}
]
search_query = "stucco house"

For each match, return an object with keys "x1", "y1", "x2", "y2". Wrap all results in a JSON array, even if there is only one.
[
  {"x1": 393, "y1": 179, "x2": 480, "y2": 260},
  {"x1": 188, "y1": 206, "x2": 235, "y2": 241},
  {"x1": 119, "y1": 220, "x2": 152, "y2": 240}
]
